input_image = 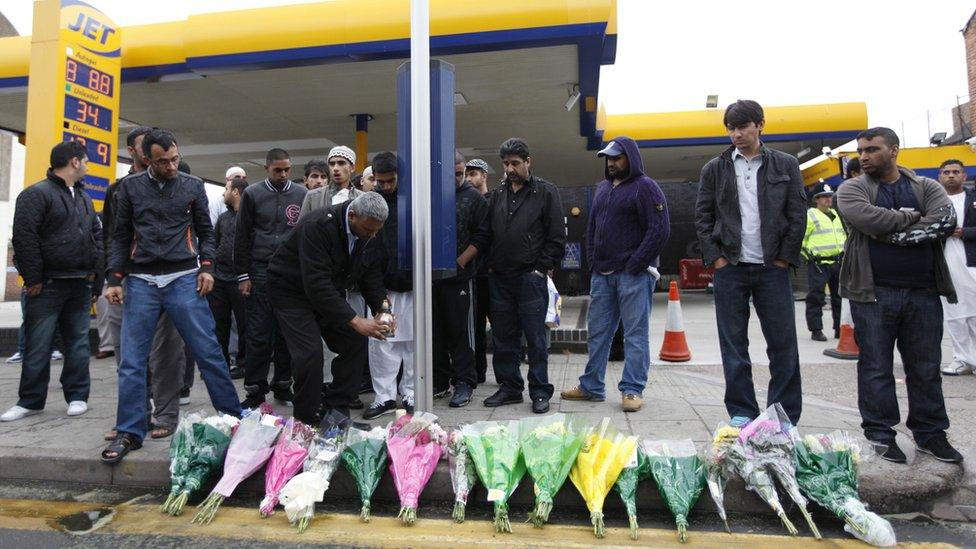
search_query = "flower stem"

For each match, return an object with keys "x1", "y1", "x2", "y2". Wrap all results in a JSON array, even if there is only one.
[
  {"x1": 297, "y1": 515, "x2": 310, "y2": 534},
  {"x1": 678, "y1": 523, "x2": 688, "y2": 543},
  {"x1": 191, "y1": 493, "x2": 224, "y2": 525},
  {"x1": 494, "y1": 504, "x2": 512, "y2": 533},
  {"x1": 361, "y1": 502, "x2": 371, "y2": 523},
  {"x1": 161, "y1": 493, "x2": 175, "y2": 514},
  {"x1": 844, "y1": 515, "x2": 867, "y2": 537},
  {"x1": 530, "y1": 501, "x2": 551, "y2": 527},
  {"x1": 777, "y1": 511, "x2": 798, "y2": 536},
  {"x1": 171, "y1": 491, "x2": 189, "y2": 516},
  {"x1": 628, "y1": 514, "x2": 639, "y2": 540},
  {"x1": 591, "y1": 511, "x2": 605, "y2": 539},
  {"x1": 800, "y1": 507, "x2": 821, "y2": 539},
  {"x1": 398, "y1": 506, "x2": 417, "y2": 525},
  {"x1": 452, "y1": 502, "x2": 465, "y2": 523}
]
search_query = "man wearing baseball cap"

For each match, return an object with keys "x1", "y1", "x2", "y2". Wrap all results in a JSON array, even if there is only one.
[{"x1": 802, "y1": 182, "x2": 846, "y2": 342}]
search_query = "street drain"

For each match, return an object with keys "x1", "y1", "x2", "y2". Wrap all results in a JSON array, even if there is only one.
[{"x1": 53, "y1": 507, "x2": 114, "y2": 534}]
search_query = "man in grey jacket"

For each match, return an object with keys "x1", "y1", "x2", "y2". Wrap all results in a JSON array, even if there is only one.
[
  {"x1": 836, "y1": 126, "x2": 962, "y2": 465},
  {"x1": 299, "y1": 146, "x2": 362, "y2": 218}
]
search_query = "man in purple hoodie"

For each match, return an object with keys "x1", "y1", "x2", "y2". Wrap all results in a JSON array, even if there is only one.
[{"x1": 561, "y1": 136, "x2": 670, "y2": 412}]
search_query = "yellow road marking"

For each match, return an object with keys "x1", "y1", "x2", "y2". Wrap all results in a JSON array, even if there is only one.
[{"x1": 0, "y1": 498, "x2": 956, "y2": 548}]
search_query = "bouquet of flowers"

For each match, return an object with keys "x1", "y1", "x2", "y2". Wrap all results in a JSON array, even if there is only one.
[
  {"x1": 387, "y1": 412, "x2": 447, "y2": 525},
  {"x1": 519, "y1": 413, "x2": 589, "y2": 527},
  {"x1": 340, "y1": 425, "x2": 388, "y2": 522},
  {"x1": 447, "y1": 427, "x2": 478, "y2": 523},
  {"x1": 161, "y1": 412, "x2": 239, "y2": 516},
  {"x1": 569, "y1": 417, "x2": 638, "y2": 538},
  {"x1": 279, "y1": 422, "x2": 347, "y2": 532},
  {"x1": 796, "y1": 432, "x2": 896, "y2": 546},
  {"x1": 643, "y1": 439, "x2": 706, "y2": 543},
  {"x1": 704, "y1": 423, "x2": 739, "y2": 533},
  {"x1": 193, "y1": 410, "x2": 283, "y2": 524},
  {"x1": 725, "y1": 425, "x2": 797, "y2": 535},
  {"x1": 259, "y1": 418, "x2": 316, "y2": 517},
  {"x1": 613, "y1": 444, "x2": 651, "y2": 539},
  {"x1": 462, "y1": 420, "x2": 526, "y2": 533},
  {"x1": 737, "y1": 404, "x2": 820, "y2": 538}
]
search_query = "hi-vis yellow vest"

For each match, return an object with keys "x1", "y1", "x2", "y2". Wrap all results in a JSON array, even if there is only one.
[{"x1": 803, "y1": 207, "x2": 846, "y2": 261}]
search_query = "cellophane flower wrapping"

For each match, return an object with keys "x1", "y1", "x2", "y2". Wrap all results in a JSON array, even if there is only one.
[
  {"x1": 279, "y1": 422, "x2": 347, "y2": 532},
  {"x1": 259, "y1": 418, "x2": 316, "y2": 517},
  {"x1": 725, "y1": 419, "x2": 797, "y2": 536},
  {"x1": 705, "y1": 423, "x2": 739, "y2": 533},
  {"x1": 162, "y1": 412, "x2": 239, "y2": 516},
  {"x1": 462, "y1": 420, "x2": 526, "y2": 533},
  {"x1": 161, "y1": 412, "x2": 199, "y2": 514},
  {"x1": 341, "y1": 425, "x2": 388, "y2": 522},
  {"x1": 796, "y1": 432, "x2": 896, "y2": 546},
  {"x1": 447, "y1": 427, "x2": 478, "y2": 523},
  {"x1": 643, "y1": 439, "x2": 706, "y2": 543},
  {"x1": 387, "y1": 411, "x2": 447, "y2": 525},
  {"x1": 192, "y1": 410, "x2": 283, "y2": 524},
  {"x1": 613, "y1": 444, "x2": 651, "y2": 539},
  {"x1": 568, "y1": 417, "x2": 638, "y2": 539},
  {"x1": 519, "y1": 413, "x2": 589, "y2": 527},
  {"x1": 737, "y1": 403, "x2": 820, "y2": 538}
]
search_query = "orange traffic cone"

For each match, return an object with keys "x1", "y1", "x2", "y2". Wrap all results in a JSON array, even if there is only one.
[
  {"x1": 659, "y1": 281, "x2": 692, "y2": 362},
  {"x1": 823, "y1": 298, "x2": 859, "y2": 360}
]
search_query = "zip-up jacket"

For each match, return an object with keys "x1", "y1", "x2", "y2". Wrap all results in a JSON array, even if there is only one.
[
  {"x1": 471, "y1": 174, "x2": 566, "y2": 276},
  {"x1": 234, "y1": 178, "x2": 306, "y2": 281},
  {"x1": 267, "y1": 202, "x2": 386, "y2": 325},
  {"x1": 13, "y1": 171, "x2": 103, "y2": 287},
  {"x1": 214, "y1": 208, "x2": 239, "y2": 282},
  {"x1": 956, "y1": 187, "x2": 976, "y2": 267},
  {"x1": 448, "y1": 181, "x2": 489, "y2": 281},
  {"x1": 107, "y1": 168, "x2": 215, "y2": 286},
  {"x1": 299, "y1": 182, "x2": 362, "y2": 220},
  {"x1": 377, "y1": 188, "x2": 412, "y2": 291}
]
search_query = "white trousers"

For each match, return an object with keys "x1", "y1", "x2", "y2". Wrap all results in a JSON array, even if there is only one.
[
  {"x1": 946, "y1": 316, "x2": 976, "y2": 367},
  {"x1": 368, "y1": 291, "x2": 414, "y2": 404}
]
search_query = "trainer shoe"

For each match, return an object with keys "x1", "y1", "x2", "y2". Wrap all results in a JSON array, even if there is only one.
[
  {"x1": 229, "y1": 366, "x2": 244, "y2": 379},
  {"x1": 66, "y1": 401, "x2": 88, "y2": 417},
  {"x1": 433, "y1": 386, "x2": 451, "y2": 399},
  {"x1": 363, "y1": 400, "x2": 397, "y2": 420},
  {"x1": 272, "y1": 387, "x2": 294, "y2": 408},
  {"x1": 240, "y1": 393, "x2": 266, "y2": 410},
  {"x1": 942, "y1": 360, "x2": 974, "y2": 376},
  {"x1": 622, "y1": 394, "x2": 643, "y2": 412},
  {"x1": 916, "y1": 436, "x2": 964, "y2": 464},
  {"x1": 403, "y1": 397, "x2": 415, "y2": 415},
  {"x1": 51, "y1": 350, "x2": 63, "y2": 361},
  {"x1": 729, "y1": 416, "x2": 751, "y2": 428},
  {"x1": 450, "y1": 383, "x2": 473, "y2": 408},
  {"x1": 5, "y1": 352, "x2": 22, "y2": 364},
  {"x1": 178, "y1": 388, "x2": 191, "y2": 406},
  {"x1": 484, "y1": 390, "x2": 523, "y2": 408},
  {"x1": 811, "y1": 330, "x2": 827, "y2": 342},
  {"x1": 560, "y1": 386, "x2": 604, "y2": 402},
  {"x1": 870, "y1": 440, "x2": 907, "y2": 464},
  {"x1": 0, "y1": 405, "x2": 42, "y2": 422},
  {"x1": 531, "y1": 397, "x2": 550, "y2": 414}
]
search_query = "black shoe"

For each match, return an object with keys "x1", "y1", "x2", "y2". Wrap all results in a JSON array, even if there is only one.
[
  {"x1": 241, "y1": 393, "x2": 266, "y2": 410},
  {"x1": 358, "y1": 381, "x2": 373, "y2": 395},
  {"x1": 916, "y1": 436, "x2": 964, "y2": 464},
  {"x1": 433, "y1": 386, "x2": 451, "y2": 399},
  {"x1": 450, "y1": 384, "x2": 473, "y2": 408},
  {"x1": 349, "y1": 396, "x2": 364, "y2": 410},
  {"x1": 532, "y1": 397, "x2": 550, "y2": 414},
  {"x1": 363, "y1": 400, "x2": 397, "y2": 420},
  {"x1": 229, "y1": 366, "x2": 244, "y2": 380},
  {"x1": 811, "y1": 330, "x2": 828, "y2": 342},
  {"x1": 870, "y1": 440, "x2": 907, "y2": 463},
  {"x1": 272, "y1": 387, "x2": 294, "y2": 407},
  {"x1": 834, "y1": 328, "x2": 841, "y2": 339},
  {"x1": 483, "y1": 390, "x2": 523, "y2": 408}
]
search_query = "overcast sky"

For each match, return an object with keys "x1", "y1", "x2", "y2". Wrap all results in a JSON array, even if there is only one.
[{"x1": 3, "y1": 0, "x2": 974, "y2": 148}]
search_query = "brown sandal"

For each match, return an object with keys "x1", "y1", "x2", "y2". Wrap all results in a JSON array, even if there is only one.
[{"x1": 150, "y1": 426, "x2": 175, "y2": 439}]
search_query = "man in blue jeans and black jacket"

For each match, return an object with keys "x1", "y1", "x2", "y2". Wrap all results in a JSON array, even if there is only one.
[
  {"x1": 694, "y1": 100, "x2": 806, "y2": 426},
  {"x1": 101, "y1": 129, "x2": 241, "y2": 464}
]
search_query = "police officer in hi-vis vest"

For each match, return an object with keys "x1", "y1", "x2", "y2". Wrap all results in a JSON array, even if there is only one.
[{"x1": 803, "y1": 182, "x2": 847, "y2": 341}]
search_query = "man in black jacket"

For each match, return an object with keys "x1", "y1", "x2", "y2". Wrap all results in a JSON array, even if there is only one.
[
  {"x1": 101, "y1": 129, "x2": 241, "y2": 464},
  {"x1": 235, "y1": 148, "x2": 307, "y2": 408},
  {"x1": 938, "y1": 159, "x2": 976, "y2": 377},
  {"x1": 210, "y1": 176, "x2": 248, "y2": 379},
  {"x1": 2, "y1": 141, "x2": 102, "y2": 423},
  {"x1": 268, "y1": 193, "x2": 390, "y2": 424},
  {"x1": 470, "y1": 138, "x2": 566, "y2": 414},
  {"x1": 694, "y1": 100, "x2": 806, "y2": 426}
]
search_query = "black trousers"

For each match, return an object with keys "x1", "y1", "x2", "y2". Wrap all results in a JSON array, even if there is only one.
[
  {"x1": 805, "y1": 261, "x2": 841, "y2": 332},
  {"x1": 474, "y1": 275, "x2": 490, "y2": 380},
  {"x1": 243, "y1": 266, "x2": 292, "y2": 396},
  {"x1": 433, "y1": 277, "x2": 478, "y2": 389},
  {"x1": 208, "y1": 278, "x2": 247, "y2": 366},
  {"x1": 275, "y1": 306, "x2": 367, "y2": 423}
]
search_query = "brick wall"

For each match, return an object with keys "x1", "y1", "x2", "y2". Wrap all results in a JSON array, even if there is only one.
[{"x1": 966, "y1": 11, "x2": 976, "y2": 133}]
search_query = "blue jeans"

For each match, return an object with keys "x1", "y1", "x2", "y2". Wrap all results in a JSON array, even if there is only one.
[
  {"x1": 489, "y1": 271, "x2": 553, "y2": 399},
  {"x1": 850, "y1": 286, "x2": 949, "y2": 445},
  {"x1": 713, "y1": 263, "x2": 802, "y2": 424},
  {"x1": 243, "y1": 265, "x2": 292, "y2": 397},
  {"x1": 579, "y1": 271, "x2": 653, "y2": 398},
  {"x1": 18, "y1": 290, "x2": 61, "y2": 355},
  {"x1": 117, "y1": 274, "x2": 241, "y2": 442},
  {"x1": 18, "y1": 279, "x2": 91, "y2": 409}
]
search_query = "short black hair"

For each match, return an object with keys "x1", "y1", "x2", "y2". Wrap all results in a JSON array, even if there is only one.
[
  {"x1": 455, "y1": 150, "x2": 465, "y2": 165},
  {"x1": 351, "y1": 174, "x2": 363, "y2": 189},
  {"x1": 178, "y1": 160, "x2": 191, "y2": 174},
  {"x1": 940, "y1": 158, "x2": 965, "y2": 171},
  {"x1": 126, "y1": 126, "x2": 153, "y2": 148},
  {"x1": 266, "y1": 148, "x2": 290, "y2": 165},
  {"x1": 372, "y1": 151, "x2": 397, "y2": 175},
  {"x1": 845, "y1": 158, "x2": 861, "y2": 178},
  {"x1": 229, "y1": 176, "x2": 248, "y2": 194},
  {"x1": 856, "y1": 127, "x2": 899, "y2": 148},
  {"x1": 499, "y1": 138, "x2": 530, "y2": 160},
  {"x1": 141, "y1": 129, "x2": 177, "y2": 159},
  {"x1": 723, "y1": 100, "x2": 764, "y2": 128},
  {"x1": 50, "y1": 140, "x2": 87, "y2": 169},
  {"x1": 304, "y1": 159, "x2": 328, "y2": 178}
]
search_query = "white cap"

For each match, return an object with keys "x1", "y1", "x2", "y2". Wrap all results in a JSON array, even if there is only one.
[
  {"x1": 597, "y1": 140, "x2": 624, "y2": 157},
  {"x1": 328, "y1": 145, "x2": 356, "y2": 166},
  {"x1": 225, "y1": 166, "x2": 246, "y2": 180}
]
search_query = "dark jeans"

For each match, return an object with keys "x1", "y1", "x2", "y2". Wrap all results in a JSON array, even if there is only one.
[
  {"x1": 474, "y1": 275, "x2": 490, "y2": 380},
  {"x1": 18, "y1": 290, "x2": 62, "y2": 355},
  {"x1": 432, "y1": 278, "x2": 478, "y2": 389},
  {"x1": 208, "y1": 278, "x2": 247, "y2": 366},
  {"x1": 713, "y1": 263, "x2": 802, "y2": 424},
  {"x1": 18, "y1": 279, "x2": 91, "y2": 409},
  {"x1": 850, "y1": 286, "x2": 949, "y2": 445},
  {"x1": 489, "y1": 271, "x2": 553, "y2": 400},
  {"x1": 805, "y1": 261, "x2": 841, "y2": 332},
  {"x1": 243, "y1": 265, "x2": 292, "y2": 396}
]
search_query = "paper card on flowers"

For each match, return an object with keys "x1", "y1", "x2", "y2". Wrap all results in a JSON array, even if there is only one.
[{"x1": 487, "y1": 488, "x2": 505, "y2": 502}]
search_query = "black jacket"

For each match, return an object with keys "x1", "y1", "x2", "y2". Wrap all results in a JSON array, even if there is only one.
[
  {"x1": 107, "y1": 168, "x2": 215, "y2": 286},
  {"x1": 694, "y1": 145, "x2": 807, "y2": 267},
  {"x1": 471, "y1": 175, "x2": 566, "y2": 276},
  {"x1": 13, "y1": 171, "x2": 103, "y2": 288},
  {"x1": 214, "y1": 208, "x2": 239, "y2": 282},
  {"x1": 377, "y1": 188, "x2": 412, "y2": 292},
  {"x1": 450, "y1": 181, "x2": 490, "y2": 281},
  {"x1": 954, "y1": 187, "x2": 976, "y2": 267},
  {"x1": 267, "y1": 202, "x2": 386, "y2": 326},
  {"x1": 234, "y1": 178, "x2": 306, "y2": 280}
]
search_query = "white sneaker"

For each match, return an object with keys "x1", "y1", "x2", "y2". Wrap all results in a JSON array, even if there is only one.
[
  {"x1": 941, "y1": 360, "x2": 974, "y2": 376},
  {"x1": 51, "y1": 350, "x2": 63, "y2": 361},
  {"x1": 178, "y1": 396, "x2": 191, "y2": 406},
  {"x1": 0, "y1": 405, "x2": 42, "y2": 422},
  {"x1": 5, "y1": 352, "x2": 22, "y2": 364},
  {"x1": 66, "y1": 401, "x2": 88, "y2": 416}
]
